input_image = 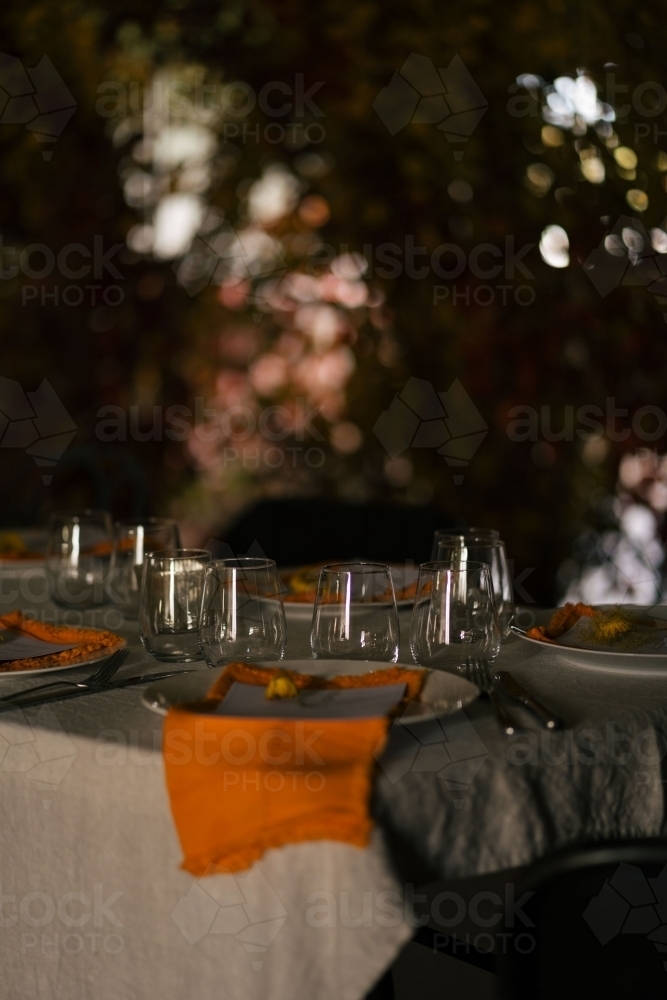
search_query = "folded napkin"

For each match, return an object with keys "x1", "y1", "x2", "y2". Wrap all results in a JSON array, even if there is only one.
[
  {"x1": 0, "y1": 610, "x2": 123, "y2": 672},
  {"x1": 163, "y1": 662, "x2": 426, "y2": 876}
]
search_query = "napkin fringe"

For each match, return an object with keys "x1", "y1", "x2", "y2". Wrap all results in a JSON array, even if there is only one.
[
  {"x1": 180, "y1": 818, "x2": 373, "y2": 876},
  {"x1": 0, "y1": 610, "x2": 123, "y2": 672}
]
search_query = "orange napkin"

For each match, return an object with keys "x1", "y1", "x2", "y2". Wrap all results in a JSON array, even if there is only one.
[
  {"x1": 0, "y1": 610, "x2": 123, "y2": 672},
  {"x1": 163, "y1": 662, "x2": 426, "y2": 875},
  {"x1": 526, "y1": 603, "x2": 596, "y2": 644}
]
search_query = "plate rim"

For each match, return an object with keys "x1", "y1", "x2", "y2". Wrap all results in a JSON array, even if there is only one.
[
  {"x1": 141, "y1": 657, "x2": 478, "y2": 721},
  {"x1": 0, "y1": 627, "x2": 126, "y2": 678}
]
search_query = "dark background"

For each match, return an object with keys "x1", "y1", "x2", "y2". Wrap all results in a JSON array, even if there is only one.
[{"x1": 2, "y1": 0, "x2": 666, "y2": 605}]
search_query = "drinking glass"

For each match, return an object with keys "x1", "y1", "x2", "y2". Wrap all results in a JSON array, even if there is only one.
[
  {"x1": 409, "y1": 561, "x2": 501, "y2": 671},
  {"x1": 199, "y1": 558, "x2": 287, "y2": 666},
  {"x1": 431, "y1": 527, "x2": 500, "y2": 558},
  {"x1": 310, "y1": 562, "x2": 400, "y2": 661},
  {"x1": 110, "y1": 518, "x2": 180, "y2": 620},
  {"x1": 433, "y1": 535, "x2": 514, "y2": 637},
  {"x1": 139, "y1": 549, "x2": 211, "y2": 662},
  {"x1": 47, "y1": 509, "x2": 113, "y2": 609}
]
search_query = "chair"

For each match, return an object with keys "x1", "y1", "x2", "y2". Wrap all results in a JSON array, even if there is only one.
[
  {"x1": 499, "y1": 839, "x2": 667, "y2": 999},
  {"x1": 387, "y1": 839, "x2": 667, "y2": 999},
  {"x1": 220, "y1": 498, "x2": 461, "y2": 566}
]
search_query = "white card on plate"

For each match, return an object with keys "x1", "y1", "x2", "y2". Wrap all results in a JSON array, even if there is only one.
[
  {"x1": 213, "y1": 681, "x2": 406, "y2": 719},
  {"x1": 0, "y1": 631, "x2": 78, "y2": 661}
]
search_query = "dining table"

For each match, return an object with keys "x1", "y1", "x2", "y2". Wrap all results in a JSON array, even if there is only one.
[{"x1": 1, "y1": 567, "x2": 667, "y2": 1000}]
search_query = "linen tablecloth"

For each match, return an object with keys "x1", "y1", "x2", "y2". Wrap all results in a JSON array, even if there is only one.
[{"x1": 1, "y1": 574, "x2": 667, "y2": 999}]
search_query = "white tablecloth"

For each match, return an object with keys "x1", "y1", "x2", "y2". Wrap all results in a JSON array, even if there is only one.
[
  {"x1": 2, "y1": 582, "x2": 667, "y2": 999},
  {"x1": 0, "y1": 590, "x2": 413, "y2": 1000}
]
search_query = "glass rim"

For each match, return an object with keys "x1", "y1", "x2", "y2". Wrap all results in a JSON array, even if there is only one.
[
  {"x1": 434, "y1": 535, "x2": 506, "y2": 549},
  {"x1": 434, "y1": 527, "x2": 500, "y2": 538},
  {"x1": 49, "y1": 509, "x2": 112, "y2": 523},
  {"x1": 145, "y1": 548, "x2": 211, "y2": 562},
  {"x1": 320, "y1": 561, "x2": 391, "y2": 574},
  {"x1": 420, "y1": 559, "x2": 492, "y2": 573},
  {"x1": 114, "y1": 516, "x2": 177, "y2": 530},
  {"x1": 208, "y1": 557, "x2": 277, "y2": 571}
]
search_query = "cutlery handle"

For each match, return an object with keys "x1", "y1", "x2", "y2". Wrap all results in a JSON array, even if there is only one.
[
  {"x1": 489, "y1": 691, "x2": 516, "y2": 736},
  {"x1": 497, "y1": 671, "x2": 562, "y2": 730},
  {"x1": 0, "y1": 686, "x2": 83, "y2": 710},
  {"x1": 0, "y1": 680, "x2": 79, "y2": 703}
]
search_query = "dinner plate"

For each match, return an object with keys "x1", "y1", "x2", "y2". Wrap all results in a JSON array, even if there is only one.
[
  {"x1": 0, "y1": 528, "x2": 48, "y2": 568},
  {"x1": 281, "y1": 564, "x2": 418, "y2": 620},
  {"x1": 0, "y1": 631, "x2": 127, "y2": 678},
  {"x1": 141, "y1": 658, "x2": 478, "y2": 723},
  {"x1": 514, "y1": 605, "x2": 667, "y2": 675}
]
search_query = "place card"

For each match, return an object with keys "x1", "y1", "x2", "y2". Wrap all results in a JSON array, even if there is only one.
[
  {"x1": 213, "y1": 681, "x2": 407, "y2": 719},
  {"x1": 0, "y1": 631, "x2": 78, "y2": 661}
]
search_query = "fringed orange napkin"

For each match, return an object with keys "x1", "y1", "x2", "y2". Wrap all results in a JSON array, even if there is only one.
[
  {"x1": 0, "y1": 610, "x2": 123, "y2": 672},
  {"x1": 526, "y1": 603, "x2": 596, "y2": 644},
  {"x1": 163, "y1": 662, "x2": 426, "y2": 876}
]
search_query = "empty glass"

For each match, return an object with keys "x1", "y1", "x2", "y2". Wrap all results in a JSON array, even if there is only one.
[
  {"x1": 199, "y1": 558, "x2": 287, "y2": 666},
  {"x1": 110, "y1": 518, "x2": 180, "y2": 620},
  {"x1": 139, "y1": 549, "x2": 211, "y2": 662},
  {"x1": 409, "y1": 561, "x2": 501, "y2": 671},
  {"x1": 431, "y1": 527, "x2": 500, "y2": 558},
  {"x1": 310, "y1": 562, "x2": 400, "y2": 661},
  {"x1": 433, "y1": 534, "x2": 514, "y2": 637},
  {"x1": 47, "y1": 509, "x2": 113, "y2": 609}
]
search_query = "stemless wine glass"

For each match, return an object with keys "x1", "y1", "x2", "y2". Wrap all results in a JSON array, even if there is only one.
[
  {"x1": 198, "y1": 558, "x2": 287, "y2": 666},
  {"x1": 110, "y1": 517, "x2": 180, "y2": 620},
  {"x1": 139, "y1": 549, "x2": 211, "y2": 662},
  {"x1": 47, "y1": 509, "x2": 113, "y2": 609},
  {"x1": 431, "y1": 527, "x2": 500, "y2": 559},
  {"x1": 310, "y1": 562, "x2": 400, "y2": 661},
  {"x1": 433, "y1": 534, "x2": 514, "y2": 637},
  {"x1": 409, "y1": 561, "x2": 501, "y2": 671}
]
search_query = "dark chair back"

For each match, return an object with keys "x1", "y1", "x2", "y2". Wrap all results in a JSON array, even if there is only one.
[
  {"x1": 502, "y1": 839, "x2": 667, "y2": 1000},
  {"x1": 220, "y1": 498, "x2": 460, "y2": 566}
]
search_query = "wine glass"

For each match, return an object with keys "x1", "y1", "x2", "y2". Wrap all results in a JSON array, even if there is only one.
[
  {"x1": 110, "y1": 517, "x2": 180, "y2": 620},
  {"x1": 409, "y1": 561, "x2": 501, "y2": 671},
  {"x1": 432, "y1": 534, "x2": 514, "y2": 637},
  {"x1": 139, "y1": 549, "x2": 211, "y2": 662},
  {"x1": 47, "y1": 509, "x2": 113, "y2": 609},
  {"x1": 310, "y1": 562, "x2": 399, "y2": 661},
  {"x1": 431, "y1": 527, "x2": 500, "y2": 559},
  {"x1": 198, "y1": 557, "x2": 287, "y2": 666}
]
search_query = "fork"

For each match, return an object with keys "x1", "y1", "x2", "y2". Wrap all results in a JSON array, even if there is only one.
[
  {"x1": 464, "y1": 657, "x2": 516, "y2": 736},
  {"x1": 0, "y1": 647, "x2": 129, "y2": 705}
]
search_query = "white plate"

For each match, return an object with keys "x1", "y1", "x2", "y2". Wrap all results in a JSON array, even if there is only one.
[
  {"x1": 283, "y1": 599, "x2": 414, "y2": 622},
  {"x1": 515, "y1": 606, "x2": 667, "y2": 675},
  {"x1": 0, "y1": 528, "x2": 48, "y2": 569},
  {"x1": 282, "y1": 565, "x2": 418, "y2": 620},
  {"x1": 0, "y1": 631, "x2": 126, "y2": 678},
  {"x1": 142, "y1": 658, "x2": 478, "y2": 723}
]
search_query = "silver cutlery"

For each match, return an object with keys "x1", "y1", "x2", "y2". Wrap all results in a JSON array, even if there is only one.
[
  {"x1": 463, "y1": 657, "x2": 516, "y2": 736},
  {"x1": 0, "y1": 648, "x2": 130, "y2": 707},
  {"x1": 0, "y1": 663, "x2": 196, "y2": 711},
  {"x1": 495, "y1": 670, "x2": 562, "y2": 730}
]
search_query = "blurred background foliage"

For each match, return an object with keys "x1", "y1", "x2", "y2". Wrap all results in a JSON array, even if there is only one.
[{"x1": 1, "y1": 0, "x2": 667, "y2": 603}]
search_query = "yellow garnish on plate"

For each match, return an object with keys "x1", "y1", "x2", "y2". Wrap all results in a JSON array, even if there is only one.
[
  {"x1": 0, "y1": 532, "x2": 27, "y2": 556},
  {"x1": 265, "y1": 671, "x2": 299, "y2": 700},
  {"x1": 580, "y1": 607, "x2": 647, "y2": 648}
]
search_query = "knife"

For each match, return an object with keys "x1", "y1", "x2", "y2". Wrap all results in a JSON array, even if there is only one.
[
  {"x1": 0, "y1": 669, "x2": 195, "y2": 711},
  {"x1": 495, "y1": 671, "x2": 563, "y2": 730}
]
